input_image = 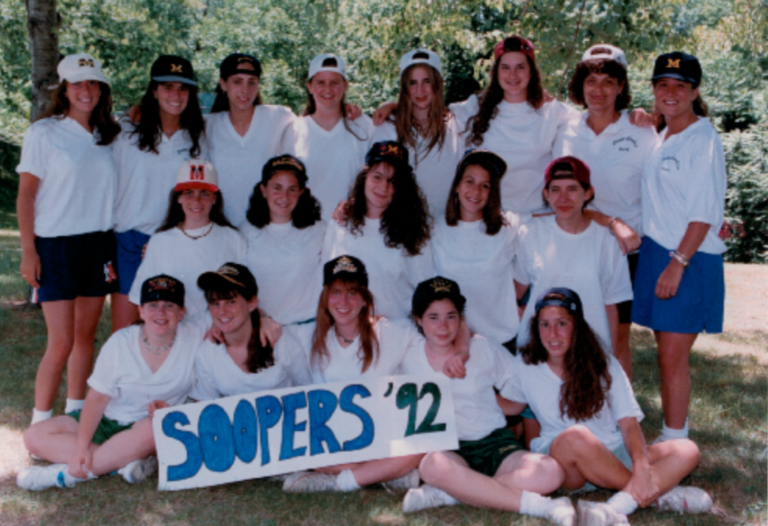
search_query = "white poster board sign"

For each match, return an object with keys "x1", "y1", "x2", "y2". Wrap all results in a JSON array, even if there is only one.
[{"x1": 153, "y1": 375, "x2": 457, "y2": 490}]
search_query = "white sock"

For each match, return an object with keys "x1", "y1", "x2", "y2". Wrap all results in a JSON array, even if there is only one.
[
  {"x1": 608, "y1": 491, "x2": 638, "y2": 515},
  {"x1": 661, "y1": 418, "x2": 689, "y2": 440},
  {"x1": 520, "y1": 491, "x2": 552, "y2": 517},
  {"x1": 65, "y1": 399, "x2": 85, "y2": 414},
  {"x1": 31, "y1": 409, "x2": 53, "y2": 425},
  {"x1": 335, "y1": 469, "x2": 361, "y2": 492}
]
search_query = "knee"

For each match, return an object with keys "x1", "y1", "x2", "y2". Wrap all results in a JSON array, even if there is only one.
[
  {"x1": 677, "y1": 439, "x2": 700, "y2": 469},
  {"x1": 550, "y1": 425, "x2": 595, "y2": 461},
  {"x1": 521, "y1": 452, "x2": 566, "y2": 492},
  {"x1": 23, "y1": 425, "x2": 44, "y2": 457},
  {"x1": 44, "y1": 335, "x2": 75, "y2": 359},
  {"x1": 418, "y1": 452, "x2": 457, "y2": 486}
]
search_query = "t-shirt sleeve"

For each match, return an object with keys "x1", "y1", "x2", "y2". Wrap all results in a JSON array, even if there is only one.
[
  {"x1": 494, "y1": 344, "x2": 527, "y2": 403},
  {"x1": 279, "y1": 120, "x2": 298, "y2": 155},
  {"x1": 449, "y1": 95, "x2": 479, "y2": 133},
  {"x1": 512, "y1": 223, "x2": 531, "y2": 286},
  {"x1": 188, "y1": 348, "x2": 221, "y2": 401},
  {"x1": 407, "y1": 241, "x2": 437, "y2": 285},
  {"x1": 233, "y1": 230, "x2": 248, "y2": 263},
  {"x1": 320, "y1": 220, "x2": 338, "y2": 263},
  {"x1": 684, "y1": 130, "x2": 726, "y2": 228},
  {"x1": 16, "y1": 122, "x2": 50, "y2": 179},
  {"x1": 87, "y1": 332, "x2": 125, "y2": 398},
  {"x1": 607, "y1": 356, "x2": 644, "y2": 423},
  {"x1": 601, "y1": 232, "x2": 633, "y2": 305},
  {"x1": 277, "y1": 329, "x2": 314, "y2": 387}
]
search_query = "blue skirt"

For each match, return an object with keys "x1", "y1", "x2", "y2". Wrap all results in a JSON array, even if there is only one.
[{"x1": 631, "y1": 236, "x2": 724, "y2": 334}]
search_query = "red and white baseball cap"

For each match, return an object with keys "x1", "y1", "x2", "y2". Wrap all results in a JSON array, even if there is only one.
[{"x1": 175, "y1": 160, "x2": 219, "y2": 192}]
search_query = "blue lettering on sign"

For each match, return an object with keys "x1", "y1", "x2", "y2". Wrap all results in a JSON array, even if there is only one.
[
  {"x1": 339, "y1": 384, "x2": 374, "y2": 451},
  {"x1": 307, "y1": 389, "x2": 341, "y2": 455},
  {"x1": 163, "y1": 411, "x2": 203, "y2": 481},
  {"x1": 199, "y1": 404, "x2": 236, "y2": 472},
  {"x1": 280, "y1": 392, "x2": 308, "y2": 460},
  {"x1": 232, "y1": 400, "x2": 258, "y2": 464},
  {"x1": 255, "y1": 395, "x2": 282, "y2": 465}
]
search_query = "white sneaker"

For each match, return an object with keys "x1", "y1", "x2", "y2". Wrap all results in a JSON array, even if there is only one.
[
  {"x1": 545, "y1": 497, "x2": 576, "y2": 526},
  {"x1": 383, "y1": 469, "x2": 420, "y2": 491},
  {"x1": 17, "y1": 464, "x2": 75, "y2": 491},
  {"x1": 402, "y1": 485, "x2": 458, "y2": 513},
  {"x1": 577, "y1": 500, "x2": 630, "y2": 526},
  {"x1": 117, "y1": 456, "x2": 158, "y2": 484},
  {"x1": 656, "y1": 486, "x2": 713, "y2": 514},
  {"x1": 282, "y1": 471, "x2": 339, "y2": 493}
]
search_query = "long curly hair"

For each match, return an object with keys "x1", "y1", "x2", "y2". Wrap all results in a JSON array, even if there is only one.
[
  {"x1": 38, "y1": 81, "x2": 120, "y2": 145},
  {"x1": 311, "y1": 277, "x2": 379, "y2": 373},
  {"x1": 519, "y1": 293, "x2": 612, "y2": 421},
  {"x1": 466, "y1": 53, "x2": 545, "y2": 147},
  {"x1": 202, "y1": 285, "x2": 274, "y2": 374},
  {"x1": 394, "y1": 63, "x2": 449, "y2": 163},
  {"x1": 130, "y1": 81, "x2": 205, "y2": 158},
  {"x1": 343, "y1": 161, "x2": 431, "y2": 256},
  {"x1": 157, "y1": 189, "x2": 236, "y2": 232},
  {"x1": 245, "y1": 173, "x2": 322, "y2": 229},
  {"x1": 568, "y1": 57, "x2": 631, "y2": 111},
  {"x1": 444, "y1": 162, "x2": 506, "y2": 235}
]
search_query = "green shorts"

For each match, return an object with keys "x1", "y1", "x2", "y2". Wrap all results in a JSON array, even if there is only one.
[
  {"x1": 456, "y1": 427, "x2": 524, "y2": 477},
  {"x1": 68, "y1": 410, "x2": 133, "y2": 445}
]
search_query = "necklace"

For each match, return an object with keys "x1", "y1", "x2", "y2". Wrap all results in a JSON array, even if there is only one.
[
  {"x1": 335, "y1": 329, "x2": 356, "y2": 345},
  {"x1": 140, "y1": 327, "x2": 176, "y2": 355},
  {"x1": 180, "y1": 223, "x2": 213, "y2": 240}
]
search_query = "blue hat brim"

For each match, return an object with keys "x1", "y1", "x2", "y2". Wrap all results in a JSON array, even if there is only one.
[{"x1": 152, "y1": 75, "x2": 197, "y2": 86}]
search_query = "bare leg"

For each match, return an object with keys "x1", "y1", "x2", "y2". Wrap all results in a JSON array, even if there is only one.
[
  {"x1": 656, "y1": 331, "x2": 698, "y2": 429},
  {"x1": 66, "y1": 296, "x2": 105, "y2": 401},
  {"x1": 89, "y1": 418, "x2": 156, "y2": 476},
  {"x1": 350, "y1": 454, "x2": 422, "y2": 486},
  {"x1": 644, "y1": 439, "x2": 700, "y2": 500},
  {"x1": 549, "y1": 425, "x2": 632, "y2": 491},
  {"x1": 615, "y1": 322, "x2": 632, "y2": 380},
  {"x1": 36, "y1": 301, "x2": 76, "y2": 411},
  {"x1": 419, "y1": 450, "x2": 563, "y2": 511},
  {"x1": 110, "y1": 293, "x2": 138, "y2": 334},
  {"x1": 523, "y1": 417, "x2": 541, "y2": 450},
  {"x1": 24, "y1": 415, "x2": 88, "y2": 463}
]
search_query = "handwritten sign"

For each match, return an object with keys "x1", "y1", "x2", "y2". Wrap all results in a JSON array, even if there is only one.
[{"x1": 153, "y1": 375, "x2": 458, "y2": 490}]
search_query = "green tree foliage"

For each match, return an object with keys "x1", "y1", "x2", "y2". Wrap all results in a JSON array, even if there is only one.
[{"x1": 1, "y1": 0, "x2": 766, "y2": 260}]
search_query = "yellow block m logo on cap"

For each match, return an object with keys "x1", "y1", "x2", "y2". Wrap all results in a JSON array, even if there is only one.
[
  {"x1": 171, "y1": 64, "x2": 183, "y2": 73},
  {"x1": 667, "y1": 58, "x2": 681, "y2": 69}
]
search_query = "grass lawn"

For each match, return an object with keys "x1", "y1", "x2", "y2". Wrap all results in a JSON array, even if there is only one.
[{"x1": 0, "y1": 208, "x2": 765, "y2": 525}]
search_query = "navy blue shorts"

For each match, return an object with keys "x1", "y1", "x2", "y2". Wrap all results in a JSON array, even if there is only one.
[
  {"x1": 35, "y1": 231, "x2": 119, "y2": 302},
  {"x1": 115, "y1": 229, "x2": 151, "y2": 295},
  {"x1": 617, "y1": 252, "x2": 639, "y2": 324},
  {"x1": 631, "y1": 236, "x2": 724, "y2": 334}
]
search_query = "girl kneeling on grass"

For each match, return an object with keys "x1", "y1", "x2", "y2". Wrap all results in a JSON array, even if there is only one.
[
  {"x1": 18, "y1": 275, "x2": 200, "y2": 490},
  {"x1": 282, "y1": 255, "x2": 440, "y2": 493},
  {"x1": 504, "y1": 288, "x2": 711, "y2": 525},
  {"x1": 400, "y1": 277, "x2": 574, "y2": 526},
  {"x1": 190, "y1": 263, "x2": 312, "y2": 400}
]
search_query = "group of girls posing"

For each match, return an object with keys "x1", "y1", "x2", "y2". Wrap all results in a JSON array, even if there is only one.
[{"x1": 17, "y1": 33, "x2": 725, "y2": 523}]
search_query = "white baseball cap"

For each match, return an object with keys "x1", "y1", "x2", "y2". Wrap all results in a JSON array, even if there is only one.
[
  {"x1": 308, "y1": 53, "x2": 347, "y2": 80},
  {"x1": 581, "y1": 44, "x2": 627, "y2": 68},
  {"x1": 57, "y1": 53, "x2": 110, "y2": 85},
  {"x1": 175, "y1": 160, "x2": 219, "y2": 192},
  {"x1": 399, "y1": 49, "x2": 442, "y2": 76}
]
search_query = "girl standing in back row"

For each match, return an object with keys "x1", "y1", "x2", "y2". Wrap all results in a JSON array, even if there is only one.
[{"x1": 17, "y1": 53, "x2": 121, "y2": 424}]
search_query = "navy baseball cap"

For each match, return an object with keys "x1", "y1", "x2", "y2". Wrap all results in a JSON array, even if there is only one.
[{"x1": 652, "y1": 52, "x2": 702, "y2": 88}]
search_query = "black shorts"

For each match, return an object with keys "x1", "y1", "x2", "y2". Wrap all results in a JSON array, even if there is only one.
[
  {"x1": 35, "y1": 230, "x2": 119, "y2": 302},
  {"x1": 456, "y1": 427, "x2": 524, "y2": 477},
  {"x1": 617, "y1": 252, "x2": 639, "y2": 324}
]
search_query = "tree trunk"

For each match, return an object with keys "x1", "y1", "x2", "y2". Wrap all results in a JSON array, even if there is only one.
[{"x1": 25, "y1": 0, "x2": 58, "y2": 122}]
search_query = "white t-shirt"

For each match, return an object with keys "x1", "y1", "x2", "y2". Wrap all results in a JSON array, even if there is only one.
[
  {"x1": 450, "y1": 96, "x2": 579, "y2": 217},
  {"x1": 205, "y1": 106, "x2": 295, "y2": 225},
  {"x1": 401, "y1": 334, "x2": 519, "y2": 441},
  {"x1": 240, "y1": 220, "x2": 325, "y2": 325},
  {"x1": 129, "y1": 224, "x2": 247, "y2": 318},
  {"x1": 113, "y1": 120, "x2": 202, "y2": 235},
  {"x1": 289, "y1": 317, "x2": 417, "y2": 384},
  {"x1": 432, "y1": 213, "x2": 521, "y2": 344},
  {"x1": 87, "y1": 320, "x2": 203, "y2": 425},
  {"x1": 190, "y1": 327, "x2": 313, "y2": 400},
  {"x1": 515, "y1": 216, "x2": 632, "y2": 352},
  {"x1": 281, "y1": 115, "x2": 373, "y2": 221},
  {"x1": 506, "y1": 353, "x2": 643, "y2": 453},
  {"x1": 553, "y1": 111, "x2": 657, "y2": 236},
  {"x1": 322, "y1": 218, "x2": 436, "y2": 320},
  {"x1": 641, "y1": 117, "x2": 727, "y2": 254},
  {"x1": 16, "y1": 116, "x2": 117, "y2": 237},
  {"x1": 371, "y1": 117, "x2": 464, "y2": 218}
]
